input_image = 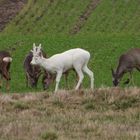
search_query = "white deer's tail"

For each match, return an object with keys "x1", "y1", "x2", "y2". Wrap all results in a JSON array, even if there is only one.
[{"x1": 3, "y1": 57, "x2": 12, "y2": 62}]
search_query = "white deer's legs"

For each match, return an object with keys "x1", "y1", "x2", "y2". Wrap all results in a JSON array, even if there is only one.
[
  {"x1": 55, "y1": 71, "x2": 62, "y2": 92},
  {"x1": 75, "y1": 69, "x2": 84, "y2": 90},
  {"x1": 83, "y1": 66, "x2": 94, "y2": 89}
]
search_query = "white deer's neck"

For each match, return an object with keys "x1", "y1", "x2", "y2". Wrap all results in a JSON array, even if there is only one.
[
  {"x1": 39, "y1": 57, "x2": 54, "y2": 72},
  {"x1": 39, "y1": 57, "x2": 48, "y2": 67}
]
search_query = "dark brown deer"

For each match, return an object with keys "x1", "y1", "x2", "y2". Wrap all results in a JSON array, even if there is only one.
[
  {"x1": 42, "y1": 70, "x2": 76, "y2": 90},
  {"x1": 24, "y1": 45, "x2": 77, "y2": 90},
  {"x1": 23, "y1": 51, "x2": 45, "y2": 88},
  {"x1": 24, "y1": 50, "x2": 64, "y2": 89},
  {"x1": 112, "y1": 48, "x2": 140, "y2": 86},
  {"x1": 0, "y1": 51, "x2": 12, "y2": 90}
]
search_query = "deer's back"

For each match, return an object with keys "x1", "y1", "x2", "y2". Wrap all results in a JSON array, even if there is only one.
[
  {"x1": 119, "y1": 48, "x2": 140, "y2": 67},
  {"x1": 46, "y1": 48, "x2": 90, "y2": 72},
  {"x1": 49, "y1": 48, "x2": 90, "y2": 64}
]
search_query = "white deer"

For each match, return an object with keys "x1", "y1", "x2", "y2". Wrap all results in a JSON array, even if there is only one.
[{"x1": 31, "y1": 43, "x2": 94, "y2": 92}]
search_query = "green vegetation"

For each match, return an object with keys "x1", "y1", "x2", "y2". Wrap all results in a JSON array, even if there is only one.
[
  {"x1": 1, "y1": 34, "x2": 140, "y2": 93},
  {"x1": 0, "y1": 0, "x2": 140, "y2": 93},
  {"x1": 12, "y1": 101, "x2": 30, "y2": 110},
  {"x1": 81, "y1": 0, "x2": 140, "y2": 35},
  {"x1": 4, "y1": 0, "x2": 140, "y2": 35},
  {"x1": 41, "y1": 131, "x2": 58, "y2": 140},
  {"x1": 0, "y1": 1, "x2": 140, "y2": 139},
  {"x1": 0, "y1": 1, "x2": 140, "y2": 140},
  {"x1": 4, "y1": 0, "x2": 91, "y2": 35}
]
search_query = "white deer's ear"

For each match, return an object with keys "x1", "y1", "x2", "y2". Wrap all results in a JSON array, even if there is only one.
[
  {"x1": 33, "y1": 43, "x2": 36, "y2": 48},
  {"x1": 38, "y1": 44, "x2": 42, "y2": 49},
  {"x1": 30, "y1": 50, "x2": 33, "y2": 53},
  {"x1": 36, "y1": 44, "x2": 42, "y2": 53},
  {"x1": 33, "y1": 43, "x2": 37, "y2": 51}
]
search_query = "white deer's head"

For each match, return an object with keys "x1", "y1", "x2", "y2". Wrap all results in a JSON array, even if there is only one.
[{"x1": 30, "y1": 43, "x2": 43, "y2": 65}]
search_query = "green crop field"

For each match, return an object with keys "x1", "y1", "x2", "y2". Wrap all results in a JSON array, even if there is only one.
[
  {"x1": 0, "y1": 33, "x2": 140, "y2": 93},
  {"x1": 0, "y1": 0, "x2": 140, "y2": 93},
  {"x1": 0, "y1": 0, "x2": 140, "y2": 139}
]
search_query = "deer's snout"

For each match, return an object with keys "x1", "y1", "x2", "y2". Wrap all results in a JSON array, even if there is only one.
[
  {"x1": 30, "y1": 61, "x2": 36, "y2": 66},
  {"x1": 113, "y1": 79, "x2": 119, "y2": 87}
]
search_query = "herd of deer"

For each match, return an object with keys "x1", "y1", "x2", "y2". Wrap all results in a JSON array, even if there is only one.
[{"x1": 0, "y1": 43, "x2": 140, "y2": 92}]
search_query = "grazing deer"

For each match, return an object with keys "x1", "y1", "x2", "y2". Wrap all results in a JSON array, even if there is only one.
[
  {"x1": 31, "y1": 43, "x2": 94, "y2": 92},
  {"x1": 0, "y1": 51, "x2": 12, "y2": 91},
  {"x1": 112, "y1": 48, "x2": 140, "y2": 86},
  {"x1": 24, "y1": 50, "x2": 76, "y2": 90},
  {"x1": 42, "y1": 69, "x2": 77, "y2": 90},
  {"x1": 23, "y1": 51, "x2": 45, "y2": 88}
]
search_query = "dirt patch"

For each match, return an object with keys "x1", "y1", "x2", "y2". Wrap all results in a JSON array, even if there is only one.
[
  {"x1": 69, "y1": 0, "x2": 100, "y2": 34},
  {"x1": 0, "y1": 0, "x2": 27, "y2": 31}
]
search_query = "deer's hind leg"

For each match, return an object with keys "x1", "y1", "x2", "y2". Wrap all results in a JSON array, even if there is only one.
[
  {"x1": 126, "y1": 72, "x2": 134, "y2": 86},
  {"x1": 82, "y1": 65, "x2": 94, "y2": 89},
  {"x1": 0, "y1": 74, "x2": 3, "y2": 88},
  {"x1": 129, "y1": 71, "x2": 135, "y2": 86},
  {"x1": 6, "y1": 80, "x2": 10, "y2": 91},
  {"x1": 3, "y1": 72, "x2": 10, "y2": 91},
  {"x1": 55, "y1": 71, "x2": 63, "y2": 93},
  {"x1": 25, "y1": 72, "x2": 30, "y2": 87},
  {"x1": 75, "y1": 68, "x2": 84, "y2": 90}
]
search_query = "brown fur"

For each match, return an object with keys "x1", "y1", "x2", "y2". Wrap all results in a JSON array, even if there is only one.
[
  {"x1": 24, "y1": 51, "x2": 77, "y2": 90},
  {"x1": 0, "y1": 51, "x2": 12, "y2": 90},
  {"x1": 42, "y1": 69, "x2": 78, "y2": 90},
  {"x1": 112, "y1": 48, "x2": 140, "y2": 86},
  {"x1": 23, "y1": 52, "x2": 43, "y2": 88}
]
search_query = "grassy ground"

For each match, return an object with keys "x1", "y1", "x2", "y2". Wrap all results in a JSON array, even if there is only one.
[
  {"x1": 4, "y1": 0, "x2": 91, "y2": 35},
  {"x1": 0, "y1": 1, "x2": 140, "y2": 140},
  {"x1": 3, "y1": 0, "x2": 140, "y2": 35},
  {"x1": 0, "y1": 0, "x2": 140, "y2": 93},
  {"x1": 0, "y1": 33, "x2": 140, "y2": 93},
  {"x1": 0, "y1": 88, "x2": 139, "y2": 140},
  {"x1": 80, "y1": 0, "x2": 140, "y2": 35}
]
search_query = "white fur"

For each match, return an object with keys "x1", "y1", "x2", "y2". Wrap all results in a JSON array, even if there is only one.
[
  {"x1": 3, "y1": 57, "x2": 12, "y2": 62},
  {"x1": 31, "y1": 43, "x2": 94, "y2": 92}
]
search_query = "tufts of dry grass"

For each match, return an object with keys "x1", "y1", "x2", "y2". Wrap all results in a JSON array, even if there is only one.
[{"x1": 0, "y1": 87, "x2": 140, "y2": 140}]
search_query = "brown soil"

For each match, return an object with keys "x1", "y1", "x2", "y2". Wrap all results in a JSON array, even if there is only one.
[
  {"x1": 69, "y1": 0, "x2": 100, "y2": 34},
  {"x1": 0, "y1": 0, "x2": 27, "y2": 31}
]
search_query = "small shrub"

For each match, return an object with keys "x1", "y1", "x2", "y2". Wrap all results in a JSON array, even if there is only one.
[
  {"x1": 52, "y1": 99, "x2": 64, "y2": 108},
  {"x1": 82, "y1": 98, "x2": 95, "y2": 110},
  {"x1": 12, "y1": 101, "x2": 29, "y2": 110},
  {"x1": 41, "y1": 131, "x2": 58, "y2": 140},
  {"x1": 83, "y1": 127, "x2": 95, "y2": 134},
  {"x1": 84, "y1": 102, "x2": 95, "y2": 110},
  {"x1": 112, "y1": 97, "x2": 139, "y2": 110}
]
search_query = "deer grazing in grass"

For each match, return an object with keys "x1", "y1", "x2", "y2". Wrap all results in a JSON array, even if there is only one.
[
  {"x1": 23, "y1": 52, "x2": 43, "y2": 88},
  {"x1": 31, "y1": 43, "x2": 94, "y2": 92},
  {"x1": 42, "y1": 69, "x2": 78, "y2": 90},
  {"x1": 112, "y1": 48, "x2": 140, "y2": 86},
  {"x1": 0, "y1": 51, "x2": 12, "y2": 91},
  {"x1": 24, "y1": 49, "x2": 74, "y2": 90}
]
